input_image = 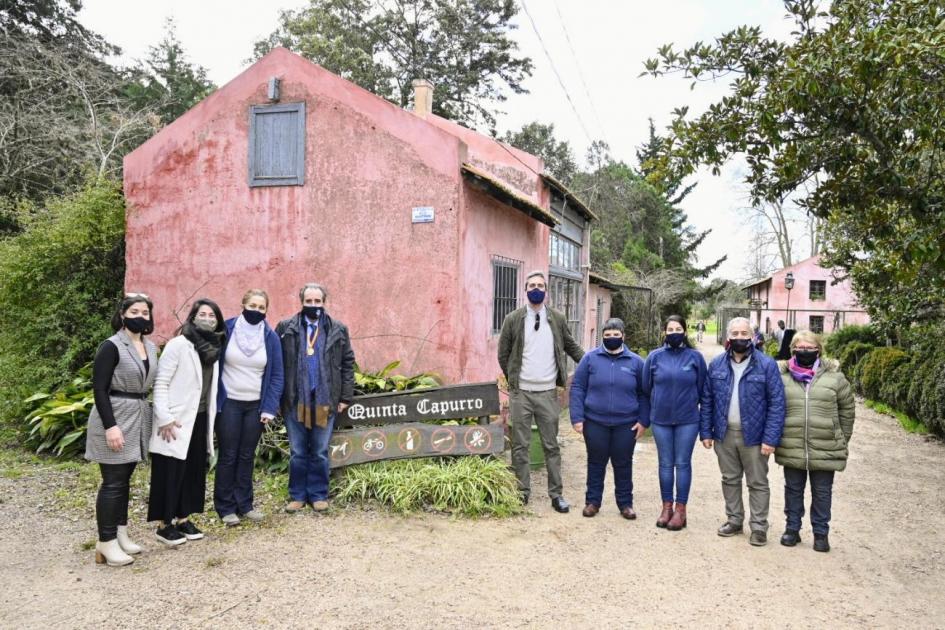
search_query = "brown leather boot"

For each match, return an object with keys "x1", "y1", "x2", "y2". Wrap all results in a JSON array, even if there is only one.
[
  {"x1": 656, "y1": 501, "x2": 674, "y2": 528},
  {"x1": 667, "y1": 502, "x2": 687, "y2": 530}
]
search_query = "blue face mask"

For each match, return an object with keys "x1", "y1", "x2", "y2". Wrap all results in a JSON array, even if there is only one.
[
  {"x1": 527, "y1": 289, "x2": 545, "y2": 305},
  {"x1": 242, "y1": 308, "x2": 265, "y2": 325},
  {"x1": 666, "y1": 332, "x2": 686, "y2": 348},
  {"x1": 603, "y1": 336, "x2": 623, "y2": 351}
]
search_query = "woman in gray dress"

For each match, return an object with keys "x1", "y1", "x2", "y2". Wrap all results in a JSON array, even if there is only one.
[{"x1": 85, "y1": 294, "x2": 158, "y2": 566}]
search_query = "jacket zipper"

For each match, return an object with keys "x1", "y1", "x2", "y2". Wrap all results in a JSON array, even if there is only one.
[{"x1": 803, "y1": 384, "x2": 810, "y2": 469}]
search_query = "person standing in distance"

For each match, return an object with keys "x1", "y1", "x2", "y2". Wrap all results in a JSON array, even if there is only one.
[{"x1": 498, "y1": 271, "x2": 584, "y2": 513}]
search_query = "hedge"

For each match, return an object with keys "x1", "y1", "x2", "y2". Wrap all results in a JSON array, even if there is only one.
[{"x1": 824, "y1": 324, "x2": 882, "y2": 358}]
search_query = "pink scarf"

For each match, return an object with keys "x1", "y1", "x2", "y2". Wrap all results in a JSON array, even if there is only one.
[{"x1": 787, "y1": 357, "x2": 819, "y2": 386}]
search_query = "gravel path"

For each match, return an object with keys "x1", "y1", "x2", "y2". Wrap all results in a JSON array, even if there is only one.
[{"x1": 1, "y1": 339, "x2": 943, "y2": 629}]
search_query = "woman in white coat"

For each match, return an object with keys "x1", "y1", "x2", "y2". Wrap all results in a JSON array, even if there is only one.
[{"x1": 147, "y1": 299, "x2": 225, "y2": 545}]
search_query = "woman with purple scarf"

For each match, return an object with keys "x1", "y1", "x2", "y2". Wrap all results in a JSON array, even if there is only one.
[
  {"x1": 775, "y1": 330, "x2": 855, "y2": 553},
  {"x1": 213, "y1": 289, "x2": 284, "y2": 526}
]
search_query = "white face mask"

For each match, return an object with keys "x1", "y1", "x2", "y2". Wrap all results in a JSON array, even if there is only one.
[{"x1": 194, "y1": 318, "x2": 217, "y2": 332}]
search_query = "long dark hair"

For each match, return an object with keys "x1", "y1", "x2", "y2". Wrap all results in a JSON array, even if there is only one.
[
  {"x1": 664, "y1": 314, "x2": 694, "y2": 348},
  {"x1": 111, "y1": 293, "x2": 155, "y2": 334},
  {"x1": 175, "y1": 298, "x2": 225, "y2": 336}
]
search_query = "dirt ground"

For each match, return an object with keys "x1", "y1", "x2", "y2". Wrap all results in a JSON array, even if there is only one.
[{"x1": 1, "y1": 339, "x2": 943, "y2": 629}]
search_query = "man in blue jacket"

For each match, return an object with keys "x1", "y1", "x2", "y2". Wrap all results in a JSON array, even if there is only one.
[{"x1": 700, "y1": 317, "x2": 785, "y2": 546}]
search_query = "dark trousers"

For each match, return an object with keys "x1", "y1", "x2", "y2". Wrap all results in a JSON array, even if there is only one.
[
  {"x1": 284, "y1": 409, "x2": 335, "y2": 503},
  {"x1": 783, "y1": 467, "x2": 835, "y2": 535},
  {"x1": 214, "y1": 399, "x2": 263, "y2": 517},
  {"x1": 96, "y1": 462, "x2": 137, "y2": 542},
  {"x1": 148, "y1": 411, "x2": 209, "y2": 524},
  {"x1": 583, "y1": 420, "x2": 636, "y2": 509}
]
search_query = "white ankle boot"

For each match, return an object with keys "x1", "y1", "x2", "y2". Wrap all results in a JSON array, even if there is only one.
[
  {"x1": 95, "y1": 539, "x2": 134, "y2": 566},
  {"x1": 116, "y1": 525, "x2": 142, "y2": 555}
]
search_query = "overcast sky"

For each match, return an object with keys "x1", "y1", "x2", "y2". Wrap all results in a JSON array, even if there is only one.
[{"x1": 79, "y1": 0, "x2": 799, "y2": 282}]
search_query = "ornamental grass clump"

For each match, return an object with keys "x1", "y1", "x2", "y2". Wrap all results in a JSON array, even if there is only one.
[{"x1": 331, "y1": 456, "x2": 524, "y2": 517}]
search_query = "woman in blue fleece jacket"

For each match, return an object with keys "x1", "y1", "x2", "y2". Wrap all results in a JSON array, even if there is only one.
[
  {"x1": 569, "y1": 318, "x2": 649, "y2": 520},
  {"x1": 642, "y1": 315, "x2": 707, "y2": 531}
]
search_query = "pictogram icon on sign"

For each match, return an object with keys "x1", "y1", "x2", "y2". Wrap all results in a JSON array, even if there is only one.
[
  {"x1": 463, "y1": 426, "x2": 492, "y2": 453},
  {"x1": 361, "y1": 429, "x2": 387, "y2": 458},
  {"x1": 430, "y1": 428, "x2": 456, "y2": 453},
  {"x1": 397, "y1": 427, "x2": 421, "y2": 453}
]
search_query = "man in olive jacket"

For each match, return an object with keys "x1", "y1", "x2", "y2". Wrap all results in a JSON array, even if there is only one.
[{"x1": 498, "y1": 271, "x2": 584, "y2": 512}]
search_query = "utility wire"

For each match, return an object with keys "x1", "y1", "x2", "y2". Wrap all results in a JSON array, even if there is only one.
[
  {"x1": 551, "y1": 0, "x2": 609, "y2": 142},
  {"x1": 519, "y1": 0, "x2": 595, "y2": 145}
]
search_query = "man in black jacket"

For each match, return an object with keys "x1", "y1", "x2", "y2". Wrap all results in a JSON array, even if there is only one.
[{"x1": 277, "y1": 283, "x2": 355, "y2": 513}]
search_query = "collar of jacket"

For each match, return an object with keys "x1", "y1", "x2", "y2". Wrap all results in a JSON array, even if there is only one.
[
  {"x1": 284, "y1": 312, "x2": 336, "y2": 338},
  {"x1": 594, "y1": 345, "x2": 631, "y2": 359}
]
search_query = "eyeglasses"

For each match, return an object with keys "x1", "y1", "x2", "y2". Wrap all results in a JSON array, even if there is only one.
[
  {"x1": 125, "y1": 292, "x2": 150, "y2": 299},
  {"x1": 534, "y1": 312, "x2": 540, "y2": 331}
]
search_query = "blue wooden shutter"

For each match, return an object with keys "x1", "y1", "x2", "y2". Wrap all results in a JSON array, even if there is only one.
[{"x1": 248, "y1": 102, "x2": 306, "y2": 187}]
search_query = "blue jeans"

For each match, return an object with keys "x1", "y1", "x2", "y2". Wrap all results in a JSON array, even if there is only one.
[
  {"x1": 284, "y1": 408, "x2": 335, "y2": 502},
  {"x1": 784, "y1": 467, "x2": 835, "y2": 535},
  {"x1": 583, "y1": 420, "x2": 636, "y2": 508},
  {"x1": 214, "y1": 398, "x2": 263, "y2": 517},
  {"x1": 651, "y1": 422, "x2": 700, "y2": 504}
]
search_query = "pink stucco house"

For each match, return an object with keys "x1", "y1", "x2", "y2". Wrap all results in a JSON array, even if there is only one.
[
  {"x1": 123, "y1": 47, "x2": 606, "y2": 384},
  {"x1": 742, "y1": 255, "x2": 870, "y2": 335}
]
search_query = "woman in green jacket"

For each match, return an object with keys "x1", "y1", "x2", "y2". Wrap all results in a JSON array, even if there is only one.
[{"x1": 776, "y1": 331, "x2": 855, "y2": 553}]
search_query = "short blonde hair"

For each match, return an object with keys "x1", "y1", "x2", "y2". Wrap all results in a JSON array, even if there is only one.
[
  {"x1": 790, "y1": 330, "x2": 823, "y2": 353},
  {"x1": 241, "y1": 288, "x2": 269, "y2": 307}
]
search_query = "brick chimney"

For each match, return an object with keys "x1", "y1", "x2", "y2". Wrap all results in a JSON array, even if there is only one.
[{"x1": 411, "y1": 79, "x2": 434, "y2": 117}]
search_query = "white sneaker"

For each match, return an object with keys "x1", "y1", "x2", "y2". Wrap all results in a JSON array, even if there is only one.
[
  {"x1": 242, "y1": 509, "x2": 265, "y2": 522},
  {"x1": 116, "y1": 525, "x2": 142, "y2": 555},
  {"x1": 95, "y1": 539, "x2": 134, "y2": 567},
  {"x1": 221, "y1": 513, "x2": 240, "y2": 527}
]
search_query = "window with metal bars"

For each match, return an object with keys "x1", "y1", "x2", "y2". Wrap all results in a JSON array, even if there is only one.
[
  {"x1": 809, "y1": 280, "x2": 826, "y2": 301},
  {"x1": 492, "y1": 256, "x2": 522, "y2": 333},
  {"x1": 809, "y1": 315, "x2": 825, "y2": 334}
]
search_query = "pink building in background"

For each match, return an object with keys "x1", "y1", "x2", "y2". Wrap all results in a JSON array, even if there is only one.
[
  {"x1": 742, "y1": 255, "x2": 870, "y2": 335},
  {"x1": 123, "y1": 48, "x2": 605, "y2": 384}
]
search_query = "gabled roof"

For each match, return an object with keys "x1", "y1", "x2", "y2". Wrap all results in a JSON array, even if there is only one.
[{"x1": 461, "y1": 163, "x2": 558, "y2": 227}]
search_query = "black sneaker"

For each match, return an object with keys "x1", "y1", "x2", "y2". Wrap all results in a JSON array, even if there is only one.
[
  {"x1": 156, "y1": 524, "x2": 187, "y2": 546},
  {"x1": 176, "y1": 520, "x2": 204, "y2": 541},
  {"x1": 813, "y1": 533, "x2": 830, "y2": 553}
]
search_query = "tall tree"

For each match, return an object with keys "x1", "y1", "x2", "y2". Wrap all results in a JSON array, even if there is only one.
[
  {"x1": 253, "y1": 0, "x2": 533, "y2": 130},
  {"x1": 125, "y1": 19, "x2": 216, "y2": 126},
  {"x1": 503, "y1": 121, "x2": 577, "y2": 183},
  {"x1": 643, "y1": 0, "x2": 945, "y2": 332}
]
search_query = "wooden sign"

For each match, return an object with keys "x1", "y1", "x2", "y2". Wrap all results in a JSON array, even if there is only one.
[
  {"x1": 329, "y1": 422, "x2": 504, "y2": 468},
  {"x1": 337, "y1": 381, "x2": 500, "y2": 428}
]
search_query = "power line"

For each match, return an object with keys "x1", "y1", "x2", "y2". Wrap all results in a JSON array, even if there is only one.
[
  {"x1": 551, "y1": 0, "x2": 609, "y2": 142},
  {"x1": 518, "y1": 0, "x2": 595, "y2": 146}
]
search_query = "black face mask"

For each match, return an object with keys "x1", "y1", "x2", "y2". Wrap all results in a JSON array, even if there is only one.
[
  {"x1": 242, "y1": 309, "x2": 266, "y2": 325},
  {"x1": 123, "y1": 316, "x2": 151, "y2": 335},
  {"x1": 302, "y1": 305, "x2": 324, "y2": 321},
  {"x1": 729, "y1": 338, "x2": 752, "y2": 353},
  {"x1": 602, "y1": 336, "x2": 624, "y2": 351},
  {"x1": 793, "y1": 349, "x2": 819, "y2": 368}
]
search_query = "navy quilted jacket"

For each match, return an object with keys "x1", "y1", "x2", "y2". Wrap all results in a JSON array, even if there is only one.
[{"x1": 699, "y1": 346, "x2": 785, "y2": 446}]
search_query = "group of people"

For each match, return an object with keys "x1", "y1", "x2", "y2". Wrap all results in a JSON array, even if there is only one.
[
  {"x1": 86, "y1": 273, "x2": 855, "y2": 567},
  {"x1": 85, "y1": 285, "x2": 354, "y2": 567},
  {"x1": 498, "y1": 271, "x2": 855, "y2": 552}
]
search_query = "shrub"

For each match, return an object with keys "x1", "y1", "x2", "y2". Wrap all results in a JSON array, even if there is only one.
[
  {"x1": 824, "y1": 324, "x2": 882, "y2": 358},
  {"x1": 838, "y1": 341, "x2": 875, "y2": 379},
  {"x1": 330, "y1": 456, "x2": 524, "y2": 517},
  {"x1": 0, "y1": 179, "x2": 125, "y2": 423},
  {"x1": 880, "y1": 353, "x2": 916, "y2": 414},
  {"x1": 22, "y1": 365, "x2": 93, "y2": 457},
  {"x1": 764, "y1": 337, "x2": 779, "y2": 357},
  {"x1": 857, "y1": 347, "x2": 909, "y2": 400}
]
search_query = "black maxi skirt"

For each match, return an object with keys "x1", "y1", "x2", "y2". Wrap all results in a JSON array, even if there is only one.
[{"x1": 148, "y1": 411, "x2": 208, "y2": 523}]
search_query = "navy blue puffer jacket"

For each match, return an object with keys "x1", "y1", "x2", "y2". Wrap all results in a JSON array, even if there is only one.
[{"x1": 699, "y1": 347, "x2": 785, "y2": 447}]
